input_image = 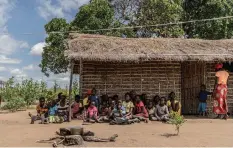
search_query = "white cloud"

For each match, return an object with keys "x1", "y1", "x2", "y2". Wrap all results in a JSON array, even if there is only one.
[
  {"x1": 0, "y1": 35, "x2": 29, "y2": 55},
  {"x1": 23, "y1": 64, "x2": 36, "y2": 70},
  {"x1": 30, "y1": 42, "x2": 46, "y2": 56},
  {"x1": 37, "y1": 0, "x2": 90, "y2": 20},
  {"x1": 0, "y1": 55, "x2": 21, "y2": 64},
  {"x1": 10, "y1": 68, "x2": 27, "y2": 78},
  {"x1": 0, "y1": 66, "x2": 6, "y2": 71},
  {"x1": 0, "y1": 0, "x2": 14, "y2": 28},
  {"x1": 0, "y1": 1, "x2": 29, "y2": 55}
]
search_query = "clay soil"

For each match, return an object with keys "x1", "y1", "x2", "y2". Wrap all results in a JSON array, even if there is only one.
[{"x1": 0, "y1": 110, "x2": 233, "y2": 147}]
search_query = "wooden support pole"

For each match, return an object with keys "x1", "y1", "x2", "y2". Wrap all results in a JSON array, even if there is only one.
[
  {"x1": 79, "y1": 59, "x2": 83, "y2": 98},
  {"x1": 68, "y1": 60, "x2": 74, "y2": 122}
]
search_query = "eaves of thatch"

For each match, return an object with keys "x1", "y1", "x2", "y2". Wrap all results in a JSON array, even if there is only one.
[{"x1": 66, "y1": 33, "x2": 233, "y2": 62}]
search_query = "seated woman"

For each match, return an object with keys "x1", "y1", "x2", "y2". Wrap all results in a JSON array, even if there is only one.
[
  {"x1": 57, "y1": 95, "x2": 69, "y2": 123},
  {"x1": 71, "y1": 95, "x2": 83, "y2": 119},
  {"x1": 109, "y1": 100, "x2": 128, "y2": 125},
  {"x1": 133, "y1": 95, "x2": 149, "y2": 123},
  {"x1": 84, "y1": 101, "x2": 99, "y2": 123},
  {"x1": 167, "y1": 92, "x2": 181, "y2": 115},
  {"x1": 154, "y1": 97, "x2": 170, "y2": 122},
  {"x1": 146, "y1": 101, "x2": 156, "y2": 121}
]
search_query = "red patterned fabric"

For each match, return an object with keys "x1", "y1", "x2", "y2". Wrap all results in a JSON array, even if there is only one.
[{"x1": 213, "y1": 84, "x2": 228, "y2": 114}]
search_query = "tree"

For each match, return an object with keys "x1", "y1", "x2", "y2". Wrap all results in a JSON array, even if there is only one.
[
  {"x1": 108, "y1": 0, "x2": 142, "y2": 24},
  {"x1": 136, "y1": 0, "x2": 184, "y2": 38},
  {"x1": 40, "y1": 0, "x2": 134, "y2": 76},
  {"x1": 39, "y1": 18, "x2": 70, "y2": 77},
  {"x1": 183, "y1": 0, "x2": 233, "y2": 39}
]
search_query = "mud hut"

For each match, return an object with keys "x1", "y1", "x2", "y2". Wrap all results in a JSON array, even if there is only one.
[{"x1": 66, "y1": 33, "x2": 233, "y2": 115}]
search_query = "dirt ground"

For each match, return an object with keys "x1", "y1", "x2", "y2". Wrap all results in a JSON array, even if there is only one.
[{"x1": 0, "y1": 110, "x2": 233, "y2": 147}]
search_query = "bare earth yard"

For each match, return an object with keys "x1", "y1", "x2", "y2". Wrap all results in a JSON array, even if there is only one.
[{"x1": 0, "y1": 110, "x2": 233, "y2": 147}]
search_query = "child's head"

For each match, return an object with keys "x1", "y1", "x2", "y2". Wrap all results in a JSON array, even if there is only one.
[
  {"x1": 169, "y1": 92, "x2": 175, "y2": 100},
  {"x1": 91, "y1": 88, "x2": 97, "y2": 95},
  {"x1": 145, "y1": 98, "x2": 150, "y2": 105},
  {"x1": 160, "y1": 97, "x2": 166, "y2": 106},
  {"x1": 58, "y1": 92, "x2": 62, "y2": 100},
  {"x1": 117, "y1": 100, "x2": 122, "y2": 109},
  {"x1": 75, "y1": 95, "x2": 80, "y2": 103},
  {"x1": 61, "y1": 95, "x2": 66, "y2": 102},
  {"x1": 39, "y1": 97, "x2": 45, "y2": 105},
  {"x1": 129, "y1": 90, "x2": 136, "y2": 100},
  {"x1": 90, "y1": 101, "x2": 95, "y2": 107},
  {"x1": 51, "y1": 100, "x2": 57, "y2": 107},
  {"x1": 153, "y1": 95, "x2": 160, "y2": 105},
  {"x1": 125, "y1": 93, "x2": 130, "y2": 102},
  {"x1": 148, "y1": 101, "x2": 153, "y2": 108},
  {"x1": 110, "y1": 100, "x2": 115, "y2": 108},
  {"x1": 201, "y1": 84, "x2": 206, "y2": 91},
  {"x1": 136, "y1": 95, "x2": 141, "y2": 103},
  {"x1": 113, "y1": 95, "x2": 119, "y2": 101}
]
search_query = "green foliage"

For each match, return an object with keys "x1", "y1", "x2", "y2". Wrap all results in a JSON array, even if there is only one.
[
  {"x1": 39, "y1": 18, "x2": 70, "y2": 77},
  {"x1": 40, "y1": 0, "x2": 135, "y2": 76},
  {"x1": 2, "y1": 97, "x2": 26, "y2": 112},
  {"x1": 72, "y1": 0, "x2": 114, "y2": 32},
  {"x1": 136, "y1": 0, "x2": 184, "y2": 37},
  {"x1": 168, "y1": 112, "x2": 186, "y2": 135},
  {"x1": 183, "y1": 0, "x2": 233, "y2": 39}
]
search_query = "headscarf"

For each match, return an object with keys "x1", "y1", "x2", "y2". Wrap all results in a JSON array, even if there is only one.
[{"x1": 215, "y1": 63, "x2": 223, "y2": 71}]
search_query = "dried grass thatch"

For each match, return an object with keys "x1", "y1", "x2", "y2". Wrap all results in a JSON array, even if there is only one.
[{"x1": 66, "y1": 33, "x2": 233, "y2": 62}]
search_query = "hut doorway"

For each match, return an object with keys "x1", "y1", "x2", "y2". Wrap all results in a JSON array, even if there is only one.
[{"x1": 181, "y1": 62, "x2": 205, "y2": 115}]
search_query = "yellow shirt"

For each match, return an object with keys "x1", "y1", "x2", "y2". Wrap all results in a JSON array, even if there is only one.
[
  {"x1": 167, "y1": 100, "x2": 181, "y2": 115},
  {"x1": 83, "y1": 97, "x2": 88, "y2": 106},
  {"x1": 122, "y1": 101, "x2": 134, "y2": 113}
]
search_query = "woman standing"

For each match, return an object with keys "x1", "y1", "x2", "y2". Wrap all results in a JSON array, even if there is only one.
[{"x1": 213, "y1": 63, "x2": 229, "y2": 120}]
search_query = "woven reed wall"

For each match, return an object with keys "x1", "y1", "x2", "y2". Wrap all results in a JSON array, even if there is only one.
[
  {"x1": 78, "y1": 61, "x2": 181, "y2": 100},
  {"x1": 74, "y1": 61, "x2": 233, "y2": 114}
]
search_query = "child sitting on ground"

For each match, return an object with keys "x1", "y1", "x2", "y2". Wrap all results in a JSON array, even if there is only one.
[
  {"x1": 153, "y1": 95, "x2": 160, "y2": 106},
  {"x1": 167, "y1": 92, "x2": 182, "y2": 115},
  {"x1": 122, "y1": 93, "x2": 134, "y2": 118},
  {"x1": 133, "y1": 95, "x2": 149, "y2": 123},
  {"x1": 84, "y1": 101, "x2": 99, "y2": 123},
  {"x1": 154, "y1": 97, "x2": 170, "y2": 122},
  {"x1": 110, "y1": 100, "x2": 127, "y2": 125},
  {"x1": 29, "y1": 97, "x2": 48, "y2": 124},
  {"x1": 146, "y1": 101, "x2": 156, "y2": 121},
  {"x1": 71, "y1": 95, "x2": 83, "y2": 119},
  {"x1": 197, "y1": 84, "x2": 212, "y2": 116},
  {"x1": 48, "y1": 100, "x2": 59, "y2": 123},
  {"x1": 57, "y1": 95, "x2": 69, "y2": 123},
  {"x1": 98, "y1": 98, "x2": 110, "y2": 122}
]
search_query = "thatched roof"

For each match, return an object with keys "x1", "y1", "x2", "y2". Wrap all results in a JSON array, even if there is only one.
[{"x1": 66, "y1": 33, "x2": 233, "y2": 62}]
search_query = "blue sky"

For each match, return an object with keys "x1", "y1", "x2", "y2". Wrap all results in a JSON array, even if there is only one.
[{"x1": 0, "y1": 0, "x2": 89, "y2": 87}]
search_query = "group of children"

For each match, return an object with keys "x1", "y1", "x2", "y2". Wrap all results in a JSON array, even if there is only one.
[
  {"x1": 29, "y1": 84, "x2": 211, "y2": 125},
  {"x1": 71, "y1": 89, "x2": 182, "y2": 124}
]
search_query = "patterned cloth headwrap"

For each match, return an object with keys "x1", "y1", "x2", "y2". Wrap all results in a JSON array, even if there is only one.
[{"x1": 215, "y1": 63, "x2": 223, "y2": 71}]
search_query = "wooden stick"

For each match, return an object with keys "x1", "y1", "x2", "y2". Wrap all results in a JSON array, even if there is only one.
[{"x1": 68, "y1": 60, "x2": 74, "y2": 122}]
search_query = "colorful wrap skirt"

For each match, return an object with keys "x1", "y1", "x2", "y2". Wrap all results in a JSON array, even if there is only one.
[{"x1": 213, "y1": 84, "x2": 228, "y2": 114}]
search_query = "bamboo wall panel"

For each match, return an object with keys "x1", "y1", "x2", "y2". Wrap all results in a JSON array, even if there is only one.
[{"x1": 78, "y1": 61, "x2": 181, "y2": 100}]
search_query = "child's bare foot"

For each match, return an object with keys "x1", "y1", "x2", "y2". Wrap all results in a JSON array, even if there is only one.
[
  {"x1": 28, "y1": 112, "x2": 32, "y2": 117},
  {"x1": 144, "y1": 119, "x2": 149, "y2": 123}
]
